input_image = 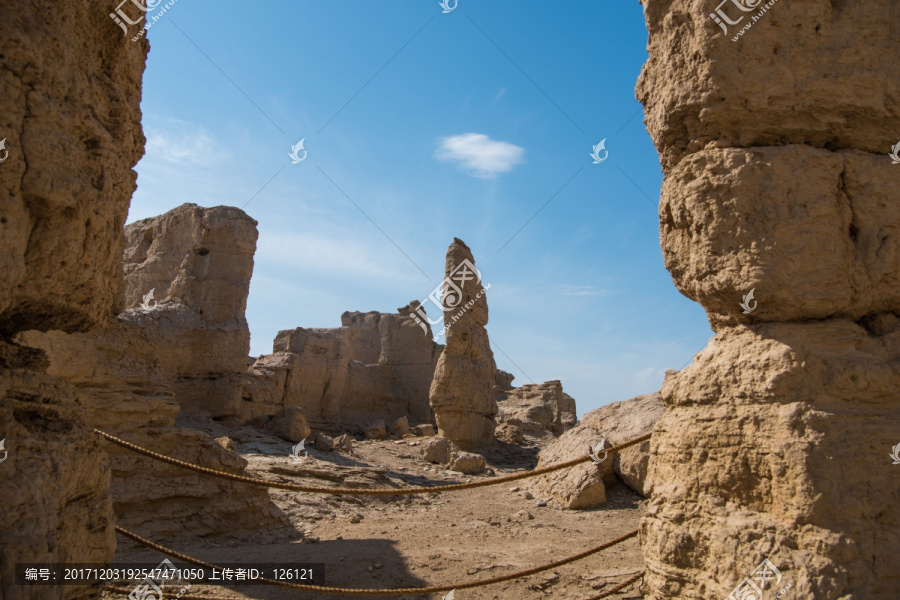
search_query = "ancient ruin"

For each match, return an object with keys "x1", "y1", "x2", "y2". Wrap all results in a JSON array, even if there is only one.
[
  {"x1": 19, "y1": 203, "x2": 291, "y2": 541},
  {"x1": 497, "y1": 379, "x2": 578, "y2": 437},
  {"x1": 638, "y1": 0, "x2": 900, "y2": 597},
  {"x1": 242, "y1": 306, "x2": 442, "y2": 433},
  {"x1": 3, "y1": 2, "x2": 895, "y2": 599},
  {"x1": 122, "y1": 203, "x2": 258, "y2": 418}
]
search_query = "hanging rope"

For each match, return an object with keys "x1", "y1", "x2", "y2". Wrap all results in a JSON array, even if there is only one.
[
  {"x1": 110, "y1": 525, "x2": 639, "y2": 596},
  {"x1": 94, "y1": 428, "x2": 651, "y2": 496}
]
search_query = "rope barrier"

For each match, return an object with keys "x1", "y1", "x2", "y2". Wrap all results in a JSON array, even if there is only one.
[
  {"x1": 582, "y1": 570, "x2": 645, "y2": 599},
  {"x1": 94, "y1": 428, "x2": 652, "y2": 496},
  {"x1": 106, "y1": 570, "x2": 646, "y2": 599},
  {"x1": 111, "y1": 525, "x2": 639, "y2": 596}
]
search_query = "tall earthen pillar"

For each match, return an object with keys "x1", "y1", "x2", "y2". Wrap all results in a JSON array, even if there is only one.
[{"x1": 637, "y1": 1, "x2": 900, "y2": 597}]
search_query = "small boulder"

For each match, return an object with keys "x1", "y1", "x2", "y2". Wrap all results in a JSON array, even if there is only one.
[
  {"x1": 270, "y1": 406, "x2": 311, "y2": 443},
  {"x1": 421, "y1": 436, "x2": 453, "y2": 464},
  {"x1": 312, "y1": 432, "x2": 335, "y2": 452},
  {"x1": 334, "y1": 434, "x2": 354, "y2": 453},
  {"x1": 414, "y1": 424, "x2": 436, "y2": 437},
  {"x1": 389, "y1": 416, "x2": 410, "y2": 438},
  {"x1": 366, "y1": 420, "x2": 387, "y2": 440},
  {"x1": 447, "y1": 451, "x2": 486, "y2": 474},
  {"x1": 494, "y1": 421, "x2": 524, "y2": 444}
]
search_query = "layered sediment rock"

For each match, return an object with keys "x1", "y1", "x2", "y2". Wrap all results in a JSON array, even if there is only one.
[
  {"x1": 0, "y1": 3, "x2": 148, "y2": 597},
  {"x1": 429, "y1": 239, "x2": 498, "y2": 450},
  {"x1": 242, "y1": 307, "x2": 443, "y2": 433},
  {"x1": 497, "y1": 380, "x2": 578, "y2": 437},
  {"x1": 0, "y1": 343, "x2": 117, "y2": 600},
  {"x1": 0, "y1": 3, "x2": 146, "y2": 337},
  {"x1": 124, "y1": 203, "x2": 258, "y2": 417},
  {"x1": 638, "y1": 1, "x2": 900, "y2": 597},
  {"x1": 19, "y1": 204, "x2": 291, "y2": 542}
]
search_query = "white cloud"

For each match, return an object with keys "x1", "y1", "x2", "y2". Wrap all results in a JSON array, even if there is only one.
[
  {"x1": 558, "y1": 285, "x2": 610, "y2": 297},
  {"x1": 635, "y1": 367, "x2": 666, "y2": 386},
  {"x1": 144, "y1": 119, "x2": 222, "y2": 166},
  {"x1": 255, "y1": 231, "x2": 422, "y2": 285},
  {"x1": 435, "y1": 133, "x2": 524, "y2": 179}
]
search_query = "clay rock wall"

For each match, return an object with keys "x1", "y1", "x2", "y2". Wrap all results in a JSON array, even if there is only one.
[
  {"x1": 638, "y1": 0, "x2": 899, "y2": 172},
  {"x1": 0, "y1": 3, "x2": 146, "y2": 336},
  {"x1": 0, "y1": 344, "x2": 117, "y2": 600},
  {"x1": 123, "y1": 203, "x2": 258, "y2": 417},
  {"x1": 242, "y1": 307, "x2": 442, "y2": 432},
  {"x1": 638, "y1": 1, "x2": 900, "y2": 598},
  {"x1": 19, "y1": 322, "x2": 292, "y2": 542},
  {"x1": 0, "y1": 3, "x2": 148, "y2": 598}
]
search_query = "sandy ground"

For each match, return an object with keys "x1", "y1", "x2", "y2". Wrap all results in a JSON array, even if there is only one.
[{"x1": 103, "y1": 421, "x2": 646, "y2": 600}]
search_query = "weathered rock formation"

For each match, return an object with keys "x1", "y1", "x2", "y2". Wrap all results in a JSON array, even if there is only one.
[
  {"x1": 124, "y1": 203, "x2": 258, "y2": 417},
  {"x1": 0, "y1": 7, "x2": 146, "y2": 337},
  {"x1": 429, "y1": 239, "x2": 498, "y2": 450},
  {"x1": 529, "y1": 425, "x2": 612, "y2": 510},
  {"x1": 497, "y1": 380, "x2": 578, "y2": 437},
  {"x1": 529, "y1": 392, "x2": 662, "y2": 509},
  {"x1": 494, "y1": 369, "x2": 515, "y2": 393},
  {"x1": 638, "y1": 1, "x2": 900, "y2": 598},
  {"x1": 581, "y1": 392, "x2": 663, "y2": 497},
  {"x1": 19, "y1": 205, "x2": 291, "y2": 542},
  {"x1": 242, "y1": 307, "x2": 443, "y2": 433},
  {"x1": 0, "y1": 3, "x2": 148, "y2": 598},
  {"x1": 0, "y1": 344, "x2": 117, "y2": 600}
]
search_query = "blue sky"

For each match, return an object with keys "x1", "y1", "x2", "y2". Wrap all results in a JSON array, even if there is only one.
[{"x1": 126, "y1": 0, "x2": 713, "y2": 416}]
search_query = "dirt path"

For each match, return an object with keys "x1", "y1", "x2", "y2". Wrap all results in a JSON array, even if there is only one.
[{"x1": 104, "y1": 423, "x2": 646, "y2": 600}]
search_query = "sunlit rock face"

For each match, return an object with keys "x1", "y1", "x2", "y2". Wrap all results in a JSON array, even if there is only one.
[
  {"x1": 429, "y1": 238, "x2": 498, "y2": 450},
  {"x1": 243, "y1": 307, "x2": 442, "y2": 433},
  {"x1": 637, "y1": 0, "x2": 900, "y2": 598}
]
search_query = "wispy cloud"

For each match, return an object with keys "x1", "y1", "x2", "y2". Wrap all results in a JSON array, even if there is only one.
[
  {"x1": 635, "y1": 367, "x2": 666, "y2": 385},
  {"x1": 558, "y1": 285, "x2": 610, "y2": 297},
  {"x1": 144, "y1": 118, "x2": 223, "y2": 166},
  {"x1": 435, "y1": 133, "x2": 524, "y2": 179},
  {"x1": 255, "y1": 231, "x2": 421, "y2": 285}
]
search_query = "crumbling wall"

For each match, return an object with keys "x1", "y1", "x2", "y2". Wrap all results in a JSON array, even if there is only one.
[
  {"x1": 497, "y1": 380, "x2": 578, "y2": 437},
  {"x1": 123, "y1": 203, "x2": 258, "y2": 417},
  {"x1": 19, "y1": 203, "x2": 291, "y2": 541},
  {"x1": 637, "y1": 1, "x2": 900, "y2": 598},
  {"x1": 243, "y1": 307, "x2": 442, "y2": 433}
]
